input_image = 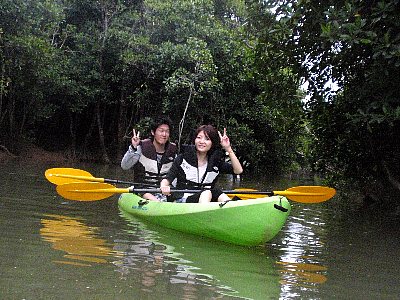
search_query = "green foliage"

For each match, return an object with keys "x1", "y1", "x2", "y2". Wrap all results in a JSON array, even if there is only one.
[
  {"x1": 267, "y1": 0, "x2": 400, "y2": 201},
  {"x1": 0, "y1": 0, "x2": 310, "y2": 176},
  {"x1": 242, "y1": 1, "x2": 308, "y2": 173}
]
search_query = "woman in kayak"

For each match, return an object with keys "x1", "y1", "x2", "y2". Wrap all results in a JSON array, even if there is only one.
[{"x1": 160, "y1": 125, "x2": 243, "y2": 203}]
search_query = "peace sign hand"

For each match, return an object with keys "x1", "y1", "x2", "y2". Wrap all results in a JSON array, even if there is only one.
[
  {"x1": 131, "y1": 129, "x2": 141, "y2": 148},
  {"x1": 218, "y1": 128, "x2": 231, "y2": 151},
  {"x1": 218, "y1": 127, "x2": 243, "y2": 174}
]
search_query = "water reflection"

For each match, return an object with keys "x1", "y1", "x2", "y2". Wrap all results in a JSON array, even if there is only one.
[
  {"x1": 113, "y1": 221, "x2": 228, "y2": 299},
  {"x1": 40, "y1": 214, "x2": 113, "y2": 266},
  {"x1": 277, "y1": 261, "x2": 327, "y2": 285},
  {"x1": 115, "y1": 211, "x2": 281, "y2": 299},
  {"x1": 274, "y1": 206, "x2": 328, "y2": 298},
  {"x1": 3, "y1": 162, "x2": 400, "y2": 299}
]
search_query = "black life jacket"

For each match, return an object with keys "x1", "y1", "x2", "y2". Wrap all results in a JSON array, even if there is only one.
[
  {"x1": 170, "y1": 145, "x2": 233, "y2": 190},
  {"x1": 134, "y1": 139, "x2": 177, "y2": 185}
]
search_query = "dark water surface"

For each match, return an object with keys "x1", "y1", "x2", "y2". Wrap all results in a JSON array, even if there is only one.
[{"x1": 1, "y1": 161, "x2": 399, "y2": 299}]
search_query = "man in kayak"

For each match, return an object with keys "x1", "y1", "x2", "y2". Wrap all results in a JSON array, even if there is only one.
[
  {"x1": 160, "y1": 125, "x2": 243, "y2": 203},
  {"x1": 121, "y1": 116, "x2": 177, "y2": 201}
]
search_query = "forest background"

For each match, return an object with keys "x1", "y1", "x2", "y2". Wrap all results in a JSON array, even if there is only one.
[{"x1": 1, "y1": 0, "x2": 399, "y2": 207}]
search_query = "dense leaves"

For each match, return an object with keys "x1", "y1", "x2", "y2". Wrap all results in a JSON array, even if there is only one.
[
  {"x1": 260, "y1": 0, "x2": 400, "y2": 202},
  {"x1": 0, "y1": 0, "x2": 305, "y2": 175},
  {"x1": 5, "y1": 0, "x2": 399, "y2": 207}
]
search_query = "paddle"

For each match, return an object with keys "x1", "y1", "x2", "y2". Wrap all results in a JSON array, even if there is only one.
[
  {"x1": 45, "y1": 168, "x2": 154, "y2": 187},
  {"x1": 56, "y1": 182, "x2": 336, "y2": 203}
]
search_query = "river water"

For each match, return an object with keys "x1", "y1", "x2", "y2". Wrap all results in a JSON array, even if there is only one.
[{"x1": 1, "y1": 160, "x2": 399, "y2": 299}]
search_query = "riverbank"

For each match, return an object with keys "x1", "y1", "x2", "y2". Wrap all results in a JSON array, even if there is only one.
[{"x1": 0, "y1": 144, "x2": 69, "y2": 164}]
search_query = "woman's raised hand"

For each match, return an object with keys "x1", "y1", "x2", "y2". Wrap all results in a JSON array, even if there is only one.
[
  {"x1": 218, "y1": 127, "x2": 231, "y2": 151},
  {"x1": 218, "y1": 127, "x2": 243, "y2": 174}
]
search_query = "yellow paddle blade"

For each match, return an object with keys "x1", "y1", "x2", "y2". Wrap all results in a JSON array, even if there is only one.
[
  {"x1": 56, "y1": 182, "x2": 128, "y2": 201},
  {"x1": 227, "y1": 188, "x2": 259, "y2": 200},
  {"x1": 228, "y1": 186, "x2": 336, "y2": 203},
  {"x1": 45, "y1": 168, "x2": 99, "y2": 185},
  {"x1": 283, "y1": 186, "x2": 336, "y2": 203}
]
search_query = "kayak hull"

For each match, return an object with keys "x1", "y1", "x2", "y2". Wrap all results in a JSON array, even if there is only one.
[{"x1": 118, "y1": 193, "x2": 291, "y2": 246}]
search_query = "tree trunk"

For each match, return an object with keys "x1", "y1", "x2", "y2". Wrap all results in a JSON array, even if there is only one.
[
  {"x1": 118, "y1": 92, "x2": 128, "y2": 157},
  {"x1": 95, "y1": 101, "x2": 110, "y2": 163},
  {"x1": 382, "y1": 161, "x2": 400, "y2": 192},
  {"x1": 83, "y1": 112, "x2": 96, "y2": 159},
  {"x1": 8, "y1": 93, "x2": 15, "y2": 139},
  {"x1": 0, "y1": 61, "x2": 5, "y2": 126},
  {"x1": 68, "y1": 111, "x2": 77, "y2": 159}
]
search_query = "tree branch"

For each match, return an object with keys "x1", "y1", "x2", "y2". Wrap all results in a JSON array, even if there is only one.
[{"x1": 0, "y1": 144, "x2": 17, "y2": 157}]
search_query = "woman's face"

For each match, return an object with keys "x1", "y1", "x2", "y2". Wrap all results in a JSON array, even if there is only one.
[{"x1": 195, "y1": 130, "x2": 212, "y2": 154}]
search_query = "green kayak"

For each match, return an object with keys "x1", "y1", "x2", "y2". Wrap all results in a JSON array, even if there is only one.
[{"x1": 118, "y1": 193, "x2": 291, "y2": 246}]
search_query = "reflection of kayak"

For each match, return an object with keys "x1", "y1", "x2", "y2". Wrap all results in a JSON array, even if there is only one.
[
  {"x1": 119, "y1": 210, "x2": 282, "y2": 299},
  {"x1": 40, "y1": 214, "x2": 113, "y2": 266},
  {"x1": 118, "y1": 193, "x2": 291, "y2": 246}
]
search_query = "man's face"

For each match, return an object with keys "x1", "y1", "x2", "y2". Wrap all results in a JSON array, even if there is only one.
[{"x1": 152, "y1": 124, "x2": 170, "y2": 145}]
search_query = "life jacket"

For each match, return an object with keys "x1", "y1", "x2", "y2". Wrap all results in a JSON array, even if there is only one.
[
  {"x1": 170, "y1": 145, "x2": 233, "y2": 190},
  {"x1": 134, "y1": 139, "x2": 177, "y2": 185}
]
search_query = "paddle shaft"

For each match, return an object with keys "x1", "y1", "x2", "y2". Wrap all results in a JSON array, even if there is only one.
[
  {"x1": 135, "y1": 188, "x2": 329, "y2": 197},
  {"x1": 61, "y1": 174, "x2": 134, "y2": 185},
  {"x1": 129, "y1": 187, "x2": 276, "y2": 195},
  {"x1": 48, "y1": 173, "x2": 155, "y2": 187},
  {"x1": 80, "y1": 186, "x2": 325, "y2": 197},
  {"x1": 56, "y1": 182, "x2": 336, "y2": 202}
]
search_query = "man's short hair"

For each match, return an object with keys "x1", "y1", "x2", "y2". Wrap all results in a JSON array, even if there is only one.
[{"x1": 150, "y1": 115, "x2": 172, "y2": 133}]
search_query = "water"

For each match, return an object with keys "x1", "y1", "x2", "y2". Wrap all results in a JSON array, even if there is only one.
[{"x1": 1, "y1": 161, "x2": 399, "y2": 299}]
